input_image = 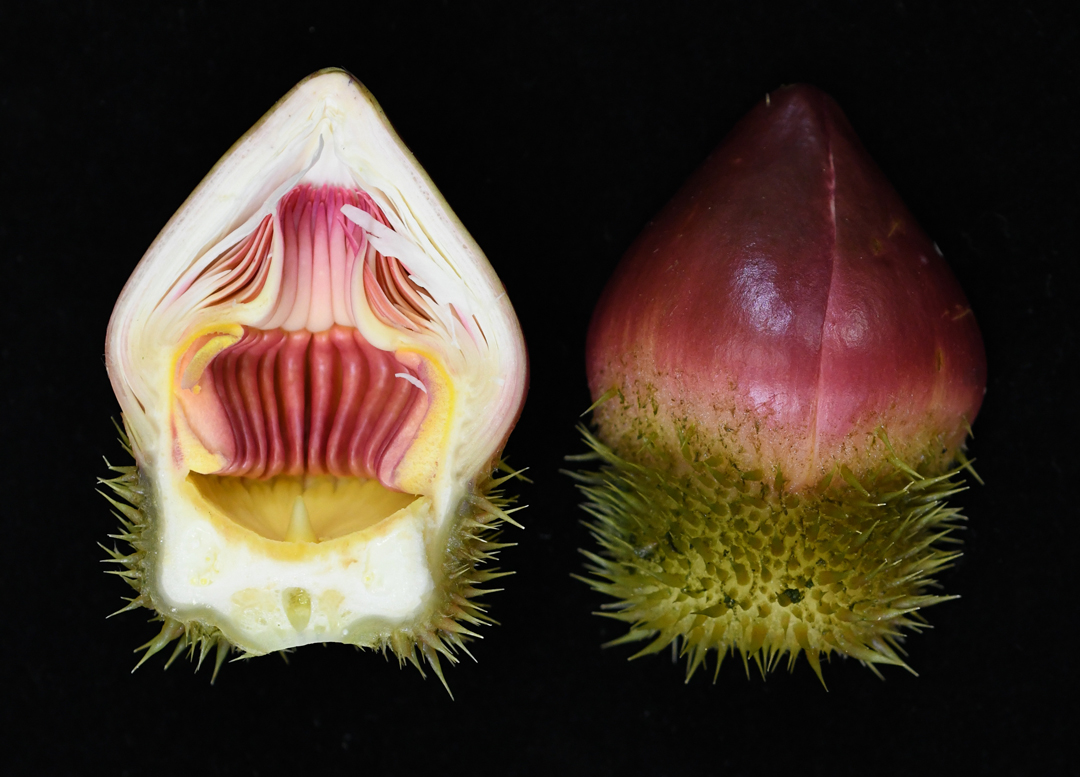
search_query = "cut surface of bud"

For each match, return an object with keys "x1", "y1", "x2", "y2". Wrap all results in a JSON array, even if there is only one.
[
  {"x1": 103, "y1": 69, "x2": 527, "y2": 685},
  {"x1": 574, "y1": 85, "x2": 985, "y2": 684}
]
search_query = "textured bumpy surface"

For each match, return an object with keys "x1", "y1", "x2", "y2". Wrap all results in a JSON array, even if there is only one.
[{"x1": 572, "y1": 422, "x2": 972, "y2": 684}]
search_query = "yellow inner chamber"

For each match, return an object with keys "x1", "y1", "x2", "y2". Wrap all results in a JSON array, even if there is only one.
[{"x1": 189, "y1": 473, "x2": 418, "y2": 543}]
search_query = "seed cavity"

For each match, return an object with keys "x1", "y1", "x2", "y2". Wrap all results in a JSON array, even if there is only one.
[
  {"x1": 283, "y1": 587, "x2": 312, "y2": 632},
  {"x1": 190, "y1": 474, "x2": 417, "y2": 542}
]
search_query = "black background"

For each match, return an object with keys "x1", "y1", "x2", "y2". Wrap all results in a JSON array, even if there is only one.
[{"x1": 1, "y1": 2, "x2": 1075, "y2": 775}]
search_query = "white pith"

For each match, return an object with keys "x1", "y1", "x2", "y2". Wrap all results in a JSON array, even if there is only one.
[
  {"x1": 106, "y1": 70, "x2": 526, "y2": 656},
  {"x1": 153, "y1": 476, "x2": 436, "y2": 653}
]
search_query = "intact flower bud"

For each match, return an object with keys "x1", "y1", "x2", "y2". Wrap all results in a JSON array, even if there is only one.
[
  {"x1": 102, "y1": 69, "x2": 527, "y2": 687},
  {"x1": 574, "y1": 85, "x2": 985, "y2": 683}
]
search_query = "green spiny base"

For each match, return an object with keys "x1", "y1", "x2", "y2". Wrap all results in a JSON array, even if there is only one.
[
  {"x1": 569, "y1": 424, "x2": 972, "y2": 686},
  {"x1": 99, "y1": 446, "x2": 234, "y2": 682},
  {"x1": 99, "y1": 421, "x2": 524, "y2": 692}
]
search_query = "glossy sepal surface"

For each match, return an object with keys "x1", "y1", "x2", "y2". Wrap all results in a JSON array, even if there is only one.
[{"x1": 587, "y1": 85, "x2": 985, "y2": 488}]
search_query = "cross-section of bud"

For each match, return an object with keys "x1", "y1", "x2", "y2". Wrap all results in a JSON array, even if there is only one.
[{"x1": 102, "y1": 70, "x2": 527, "y2": 687}]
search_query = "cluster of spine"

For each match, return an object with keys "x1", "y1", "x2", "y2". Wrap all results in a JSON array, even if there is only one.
[
  {"x1": 99, "y1": 422, "x2": 524, "y2": 691},
  {"x1": 379, "y1": 465, "x2": 525, "y2": 696},
  {"x1": 570, "y1": 424, "x2": 971, "y2": 685},
  {"x1": 99, "y1": 426, "x2": 232, "y2": 681}
]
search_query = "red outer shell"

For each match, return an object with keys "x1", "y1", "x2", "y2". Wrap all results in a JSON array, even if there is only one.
[{"x1": 587, "y1": 85, "x2": 986, "y2": 489}]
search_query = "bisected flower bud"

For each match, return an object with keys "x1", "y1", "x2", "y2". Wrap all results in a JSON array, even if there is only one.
[
  {"x1": 573, "y1": 85, "x2": 985, "y2": 683},
  {"x1": 102, "y1": 70, "x2": 527, "y2": 687}
]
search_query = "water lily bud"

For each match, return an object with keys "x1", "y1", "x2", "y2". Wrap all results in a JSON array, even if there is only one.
[
  {"x1": 102, "y1": 69, "x2": 527, "y2": 687},
  {"x1": 574, "y1": 85, "x2": 985, "y2": 683}
]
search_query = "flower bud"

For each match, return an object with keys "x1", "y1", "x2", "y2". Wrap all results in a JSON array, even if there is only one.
[
  {"x1": 575, "y1": 85, "x2": 985, "y2": 683},
  {"x1": 101, "y1": 70, "x2": 527, "y2": 687}
]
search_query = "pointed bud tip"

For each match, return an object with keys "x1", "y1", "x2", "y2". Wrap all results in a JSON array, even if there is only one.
[{"x1": 587, "y1": 85, "x2": 985, "y2": 487}]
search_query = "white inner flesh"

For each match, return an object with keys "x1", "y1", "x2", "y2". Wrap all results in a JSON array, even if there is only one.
[{"x1": 155, "y1": 475, "x2": 436, "y2": 653}]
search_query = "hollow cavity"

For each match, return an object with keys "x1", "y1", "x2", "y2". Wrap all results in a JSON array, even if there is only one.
[{"x1": 189, "y1": 472, "x2": 419, "y2": 542}]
